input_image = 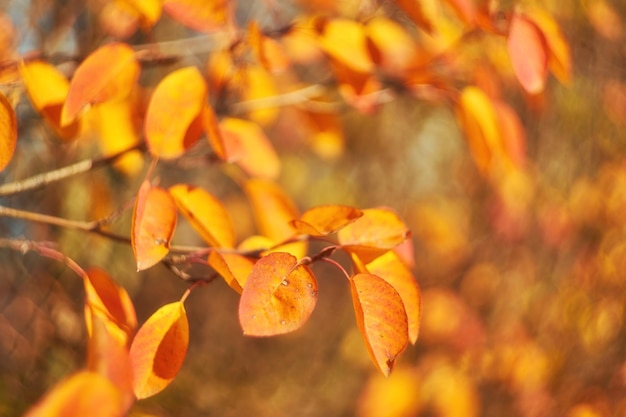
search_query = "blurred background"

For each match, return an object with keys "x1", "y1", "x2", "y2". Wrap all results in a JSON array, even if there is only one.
[{"x1": 1, "y1": 0, "x2": 626, "y2": 416}]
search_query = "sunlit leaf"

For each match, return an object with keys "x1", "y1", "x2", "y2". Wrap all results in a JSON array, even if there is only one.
[
  {"x1": 99, "y1": 1, "x2": 141, "y2": 39},
  {"x1": 19, "y1": 60, "x2": 80, "y2": 140},
  {"x1": 350, "y1": 273, "x2": 409, "y2": 377},
  {"x1": 239, "y1": 252, "x2": 318, "y2": 336},
  {"x1": 122, "y1": 0, "x2": 162, "y2": 29},
  {"x1": 145, "y1": 66, "x2": 207, "y2": 159},
  {"x1": 457, "y1": 86, "x2": 512, "y2": 178},
  {"x1": 208, "y1": 251, "x2": 255, "y2": 293},
  {"x1": 394, "y1": 0, "x2": 434, "y2": 32},
  {"x1": 86, "y1": 311, "x2": 134, "y2": 414},
  {"x1": 163, "y1": 0, "x2": 232, "y2": 32},
  {"x1": 129, "y1": 302, "x2": 189, "y2": 399},
  {"x1": 526, "y1": 8, "x2": 572, "y2": 84},
  {"x1": 219, "y1": 117, "x2": 280, "y2": 179},
  {"x1": 131, "y1": 181, "x2": 178, "y2": 271},
  {"x1": 240, "y1": 64, "x2": 279, "y2": 126},
  {"x1": 363, "y1": 251, "x2": 421, "y2": 344},
  {"x1": 95, "y1": 97, "x2": 144, "y2": 176},
  {"x1": 317, "y1": 18, "x2": 373, "y2": 73},
  {"x1": 203, "y1": 104, "x2": 226, "y2": 159},
  {"x1": 493, "y1": 101, "x2": 526, "y2": 169},
  {"x1": 330, "y1": 59, "x2": 382, "y2": 114},
  {"x1": 247, "y1": 20, "x2": 290, "y2": 73},
  {"x1": 507, "y1": 14, "x2": 548, "y2": 94},
  {"x1": 24, "y1": 371, "x2": 124, "y2": 417},
  {"x1": 84, "y1": 268, "x2": 137, "y2": 344},
  {"x1": 244, "y1": 178, "x2": 303, "y2": 250},
  {"x1": 338, "y1": 207, "x2": 411, "y2": 263},
  {"x1": 301, "y1": 110, "x2": 345, "y2": 160},
  {"x1": 62, "y1": 43, "x2": 139, "y2": 125},
  {"x1": 169, "y1": 184, "x2": 236, "y2": 248},
  {"x1": 291, "y1": 204, "x2": 363, "y2": 236},
  {"x1": 0, "y1": 92, "x2": 17, "y2": 171},
  {"x1": 442, "y1": 0, "x2": 476, "y2": 25},
  {"x1": 365, "y1": 17, "x2": 424, "y2": 78}
]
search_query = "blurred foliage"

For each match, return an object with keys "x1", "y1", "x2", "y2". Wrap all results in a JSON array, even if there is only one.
[{"x1": 1, "y1": 0, "x2": 626, "y2": 416}]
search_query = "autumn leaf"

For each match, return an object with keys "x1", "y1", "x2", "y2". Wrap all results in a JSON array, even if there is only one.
[
  {"x1": 23, "y1": 371, "x2": 125, "y2": 417},
  {"x1": 240, "y1": 64, "x2": 280, "y2": 126},
  {"x1": 239, "y1": 252, "x2": 318, "y2": 336},
  {"x1": 163, "y1": 0, "x2": 232, "y2": 32},
  {"x1": 169, "y1": 184, "x2": 236, "y2": 248},
  {"x1": 122, "y1": 0, "x2": 162, "y2": 29},
  {"x1": 337, "y1": 207, "x2": 411, "y2": 263},
  {"x1": 507, "y1": 14, "x2": 549, "y2": 94},
  {"x1": 363, "y1": 251, "x2": 421, "y2": 344},
  {"x1": 145, "y1": 66, "x2": 207, "y2": 159},
  {"x1": 84, "y1": 268, "x2": 137, "y2": 345},
  {"x1": 317, "y1": 18, "x2": 373, "y2": 74},
  {"x1": 525, "y1": 8, "x2": 572, "y2": 84},
  {"x1": 208, "y1": 250, "x2": 255, "y2": 293},
  {"x1": 87, "y1": 311, "x2": 134, "y2": 414},
  {"x1": 394, "y1": 0, "x2": 434, "y2": 32},
  {"x1": 0, "y1": 92, "x2": 17, "y2": 172},
  {"x1": 442, "y1": 0, "x2": 476, "y2": 25},
  {"x1": 245, "y1": 179, "x2": 306, "y2": 258},
  {"x1": 132, "y1": 181, "x2": 178, "y2": 271},
  {"x1": 19, "y1": 60, "x2": 80, "y2": 140},
  {"x1": 291, "y1": 204, "x2": 363, "y2": 236},
  {"x1": 350, "y1": 273, "x2": 409, "y2": 377},
  {"x1": 62, "y1": 43, "x2": 139, "y2": 125},
  {"x1": 219, "y1": 117, "x2": 281, "y2": 179},
  {"x1": 203, "y1": 104, "x2": 226, "y2": 159},
  {"x1": 129, "y1": 301, "x2": 189, "y2": 399}
]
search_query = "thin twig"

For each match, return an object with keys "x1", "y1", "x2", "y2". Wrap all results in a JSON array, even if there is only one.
[
  {"x1": 231, "y1": 84, "x2": 332, "y2": 114},
  {"x1": 0, "y1": 143, "x2": 144, "y2": 197}
]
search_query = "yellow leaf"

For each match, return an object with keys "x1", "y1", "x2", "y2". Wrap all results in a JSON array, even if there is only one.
[
  {"x1": 525, "y1": 8, "x2": 572, "y2": 84},
  {"x1": 240, "y1": 65, "x2": 279, "y2": 126},
  {"x1": 131, "y1": 181, "x2": 178, "y2": 271},
  {"x1": 219, "y1": 117, "x2": 280, "y2": 179},
  {"x1": 239, "y1": 252, "x2": 318, "y2": 336},
  {"x1": 145, "y1": 66, "x2": 207, "y2": 159},
  {"x1": 129, "y1": 302, "x2": 189, "y2": 399},
  {"x1": 169, "y1": 184, "x2": 236, "y2": 248},
  {"x1": 207, "y1": 251, "x2": 255, "y2": 293},
  {"x1": 291, "y1": 204, "x2": 363, "y2": 236},
  {"x1": 62, "y1": 43, "x2": 139, "y2": 125},
  {"x1": 163, "y1": 0, "x2": 232, "y2": 32},
  {"x1": 317, "y1": 18, "x2": 373, "y2": 73},
  {"x1": 0, "y1": 92, "x2": 17, "y2": 172}
]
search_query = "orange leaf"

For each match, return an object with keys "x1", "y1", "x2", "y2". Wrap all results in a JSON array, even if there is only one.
[
  {"x1": 394, "y1": 0, "x2": 434, "y2": 32},
  {"x1": 163, "y1": 0, "x2": 232, "y2": 32},
  {"x1": 239, "y1": 252, "x2": 318, "y2": 336},
  {"x1": 0, "y1": 92, "x2": 17, "y2": 172},
  {"x1": 86, "y1": 311, "x2": 134, "y2": 413},
  {"x1": 203, "y1": 104, "x2": 226, "y2": 159},
  {"x1": 169, "y1": 184, "x2": 236, "y2": 248},
  {"x1": 122, "y1": 0, "x2": 163, "y2": 29},
  {"x1": 363, "y1": 252, "x2": 421, "y2": 344},
  {"x1": 507, "y1": 14, "x2": 548, "y2": 94},
  {"x1": 337, "y1": 207, "x2": 411, "y2": 263},
  {"x1": 291, "y1": 204, "x2": 363, "y2": 236},
  {"x1": 365, "y1": 17, "x2": 424, "y2": 78},
  {"x1": 350, "y1": 273, "x2": 409, "y2": 377},
  {"x1": 132, "y1": 181, "x2": 178, "y2": 271},
  {"x1": 240, "y1": 64, "x2": 280, "y2": 126},
  {"x1": 442, "y1": 0, "x2": 476, "y2": 25},
  {"x1": 84, "y1": 268, "x2": 137, "y2": 344},
  {"x1": 24, "y1": 371, "x2": 124, "y2": 417},
  {"x1": 207, "y1": 250, "x2": 255, "y2": 293},
  {"x1": 301, "y1": 110, "x2": 345, "y2": 160},
  {"x1": 62, "y1": 43, "x2": 139, "y2": 125},
  {"x1": 219, "y1": 117, "x2": 280, "y2": 179},
  {"x1": 145, "y1": 66, "x2": 207, "y2": 159},
  {"x1": 129, "y1": 301, "x2": 189, "y2": 399}
]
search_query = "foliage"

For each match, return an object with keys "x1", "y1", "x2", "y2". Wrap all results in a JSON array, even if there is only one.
[{"x1": 1, "y1": 0, "x2": 623, "y2": 416}]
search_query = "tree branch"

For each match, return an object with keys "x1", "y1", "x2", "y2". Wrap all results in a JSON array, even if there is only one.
[{"x1": 0, "y1": 143, "x2": 143, "y2": 197}]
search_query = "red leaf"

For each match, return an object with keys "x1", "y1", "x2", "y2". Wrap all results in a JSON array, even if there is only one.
[
  {"x1": 507, "y1": 14, "x2": 549, "y2": 94},
  {"x1": 0, "y1": 92, "x2": 17, "y2": 172},
  {"x1": 145, "y1": 66, "x2": 207, "y2": 159},
  {"x1": 129, "y1": 302, "x2": 189, "y2": 399},
  {"x1": 239, "y1": 252, "x2": 318, "y2": 336},
  {"x1": 337, "y1": 207, "x2": 411, "y2": 263},
  {"x1": 131, "y1": 181, "x2": 178, "y2": 271},
  {"x1": 291, "y1": 204, "x2": 363, "y2": 236},
  {"x1": 350, "y1": 273, "x2": 409, "y2": 377},
  {"x1": 24, "y1": 371, "x2": 125, "y2": 417},
  {"x1": 62, "y1": 43, "x2": 139, "y2": 125},
  {"x1": 169, "y1": 184, "x2": 236, "y2": 248}
]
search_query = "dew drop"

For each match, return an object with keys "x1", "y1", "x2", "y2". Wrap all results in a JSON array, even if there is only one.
[
  {"x1": 281, "y1": 279, "x2": 289, "y2": 286},
  {"x1": 280, "y1": 320, "x2": 286, "y2": 325},
  {"x1": 306, "y1": 282, "x2": 313, "y2": 288}
]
